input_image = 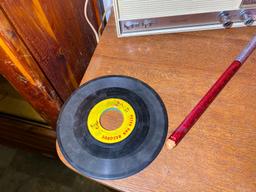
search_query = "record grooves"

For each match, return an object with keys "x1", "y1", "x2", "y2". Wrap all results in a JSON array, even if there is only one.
[{"x1": 57, "y1": 76, "x2": 168, "y2": 180}]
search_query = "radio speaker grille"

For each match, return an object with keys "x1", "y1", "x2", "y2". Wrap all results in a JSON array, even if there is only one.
[{"x1": 117, "y1": 0, "x2": 242, "y2": 20}]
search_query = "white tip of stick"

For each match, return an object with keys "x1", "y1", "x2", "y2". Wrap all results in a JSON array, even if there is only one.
[
  {"x1": 236, "y1": 35, "x2": 256, "y2": 64},
  {"x1": 166, "y1": 139, "x2": 176, "y2": 150}
]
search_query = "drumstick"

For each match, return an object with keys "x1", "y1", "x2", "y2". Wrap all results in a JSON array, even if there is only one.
[{"x1": 167, "y1": 35, "x2": 256, "y2": 150}]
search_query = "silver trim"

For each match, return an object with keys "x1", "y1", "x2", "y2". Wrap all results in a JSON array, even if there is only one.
[{"x1": 118, "y1": 9, "x2": 256, "y2": 37}]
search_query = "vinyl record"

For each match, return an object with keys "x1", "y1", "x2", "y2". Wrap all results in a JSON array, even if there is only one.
[{"x1": 57, "y1": 76, "x2": 168, "y2": 180}]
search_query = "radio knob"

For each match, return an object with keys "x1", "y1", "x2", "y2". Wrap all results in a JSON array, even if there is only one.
[
  {"x1": 218, "y1": 12, "x2": 233, "y2": 29},
  {"x1": 240, "y1": 10, "x2": 254, "y2": 26}
]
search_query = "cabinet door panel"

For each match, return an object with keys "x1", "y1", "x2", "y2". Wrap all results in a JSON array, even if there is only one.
[
  {"x1": 1, "y1": 0, "x2": 98, "y2": 100},
  {"x1": 0, "y1": 9, "x2": 61, "y2": 126}
]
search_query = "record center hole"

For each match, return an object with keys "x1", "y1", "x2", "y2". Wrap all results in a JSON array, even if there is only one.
[{"x1": 100, "y1": 109, "x2": 124, "y2": 131}]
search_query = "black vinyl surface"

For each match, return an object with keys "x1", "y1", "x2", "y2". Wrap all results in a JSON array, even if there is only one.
[{"x1": 57, "y1": 76, "x2": 168, "y2": 180}]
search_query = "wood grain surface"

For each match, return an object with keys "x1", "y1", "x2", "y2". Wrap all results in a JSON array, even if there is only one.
[
  {"x1": 0, "y1": 9, "x2": 61, "y2": 126},
  {"x1": 59, "y1": 16, "x2": 256, "y2": 192},
  {"x1": 1, "y1": 0, "x2": 98, "y2": 100}
]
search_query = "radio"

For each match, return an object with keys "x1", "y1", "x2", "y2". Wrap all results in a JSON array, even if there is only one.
[{"x1": 113, "y1": 0, "x2": 256, "y2": 37}]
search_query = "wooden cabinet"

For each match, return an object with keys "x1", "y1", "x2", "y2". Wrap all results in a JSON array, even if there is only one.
[{"x1": 0, "y1": 0, "x2": 99, "y2": 156}]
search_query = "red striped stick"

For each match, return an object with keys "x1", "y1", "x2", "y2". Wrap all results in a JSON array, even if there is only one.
[{"x1": 167, "y1": 35, "x2": 256, "y2": 150}]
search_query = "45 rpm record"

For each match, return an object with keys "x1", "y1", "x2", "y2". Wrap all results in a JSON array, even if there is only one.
[{"x1": 57, "y1": 76, "x2": 168, "y2": 180}]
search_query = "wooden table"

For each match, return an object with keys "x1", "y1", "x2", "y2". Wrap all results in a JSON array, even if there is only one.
[{"x1": 58, "y1": 17, "x2": 256, "y2": 192}]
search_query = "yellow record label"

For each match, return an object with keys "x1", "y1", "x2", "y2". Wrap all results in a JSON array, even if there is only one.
[{"x1": 87, "y1": 98, "x2": 136, "y2": 144}]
